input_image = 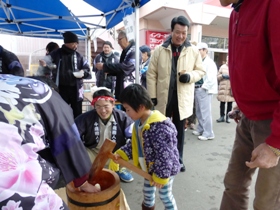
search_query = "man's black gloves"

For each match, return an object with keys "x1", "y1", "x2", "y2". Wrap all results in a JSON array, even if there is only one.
[
  {"x1": 179, "y1": 73, "x2": 190, "y2": 83},
  {"x1": 151, "y1": 98, "x2": 157, "y2": 106}
]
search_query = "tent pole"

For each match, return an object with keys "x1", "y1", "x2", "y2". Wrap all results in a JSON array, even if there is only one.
[
  {"x1": 86, "y1": 28, "x2": 92, "y2": 74},
  {"x1": 135, "y1": 4, "x2": 140, "y2": 84}
]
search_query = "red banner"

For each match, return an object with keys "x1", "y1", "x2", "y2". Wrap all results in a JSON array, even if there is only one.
[{"x1": 145, "y1": 31, "x2": 170, "y2": 50}]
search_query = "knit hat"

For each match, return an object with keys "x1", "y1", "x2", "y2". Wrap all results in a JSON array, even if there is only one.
[
  {"x1": 103, "y1": 41, "x2": 114, "y2": 49},
  {"x1": 139, "y1": 45, "x2": 151, "y2": 53},
  {"x1": 63, "y1": 31, "x2": 79, "y2": 43}
]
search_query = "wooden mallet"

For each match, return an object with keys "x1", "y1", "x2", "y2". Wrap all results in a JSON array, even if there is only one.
[{"x1": 88, "y1": 138, "x2": 152, "y2": 184}]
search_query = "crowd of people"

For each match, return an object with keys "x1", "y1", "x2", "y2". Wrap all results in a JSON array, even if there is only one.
[{"x1": 2, "y1": 2, "x2": 280, "y2": 208}]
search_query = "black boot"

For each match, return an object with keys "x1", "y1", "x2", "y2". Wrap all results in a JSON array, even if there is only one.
[
  {"x1": 142, "y1": 203, "x2": 155, "y2": 210},
  {"x1": 226, "y1": 116, "x2": 230, "y2": 123},
  {"x1": 216, "y1": 116, "x2": 225, "y2": 123},
  {"x1": 180, "y1": 163, "x2": 186, "y2": 172}
]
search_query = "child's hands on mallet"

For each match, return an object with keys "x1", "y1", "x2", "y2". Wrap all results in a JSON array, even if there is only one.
[
  {"x1": 111, "y1": 153, "x2": 121, "y2": 164},
  {"x1": 151, "y1": 181, "x2": 164, "y2": 189}
]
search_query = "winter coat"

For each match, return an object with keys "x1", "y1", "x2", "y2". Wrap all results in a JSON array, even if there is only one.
[
  {"x1": 140, "y1": 57, "x2": 150, "y2": 88},
  {"x1": 217, "y1": 64, "x2": 234, "y2": 102},
  {"x1": 74, "y1": 108, "x2": 133, "y2": 152},
  {"x1": 116, "y1": 110, "x2": 180, "y2": 185},
  {"x1": 50, "y1": 45, "x2": 91, "y2": 101},
  {"x1": 0, "y1": 45, "x2": 24, "y2": 76},
  {"x1": 147, "y1": 37, "x2": 205, "y2": 120},
  {"x1": 103, "y1": 40, "x2": 140, "y2": 100},
  {"x1": 93, "y1": 52, "x2": 119, "y2": 91}
]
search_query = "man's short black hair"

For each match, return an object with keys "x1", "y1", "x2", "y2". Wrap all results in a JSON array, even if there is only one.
[
  {"x1": 103, "y1": 41, "x2": 114, "y2": 49},
  {"x1": 93, "y1": 89, "x2": 114, "y2": 99},
  {"x1": 46, "y1": 42, "x2": 59, "y2": 54},
  {"x1": 171, "y1": 16, "x2": 190, "y2": 31}
]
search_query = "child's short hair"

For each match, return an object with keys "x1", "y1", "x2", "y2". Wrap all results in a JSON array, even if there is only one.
[{"x1": 119, "y1": 83, "x2": 153, "y2": 112}]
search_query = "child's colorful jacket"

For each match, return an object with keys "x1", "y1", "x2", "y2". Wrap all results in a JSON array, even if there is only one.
[{"x1": 116, "y1": 110, "x2": 180, "y2": 185}]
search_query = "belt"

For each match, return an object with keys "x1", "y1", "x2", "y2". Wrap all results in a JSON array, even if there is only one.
[{"x1": 195, "y1": 85, "x2": 202, "y2": 88}]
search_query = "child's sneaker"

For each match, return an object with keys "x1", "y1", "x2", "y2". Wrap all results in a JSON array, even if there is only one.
[{"x1": 116, "y1": 168, "x2": 134, "y2": 183}]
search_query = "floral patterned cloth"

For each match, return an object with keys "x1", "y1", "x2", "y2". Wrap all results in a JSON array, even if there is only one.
[
  {"x1": 0, "y1": 74, "x2": 91, "y2": 209},
  {"x1": 116, "y1": 110, "x2": 181, "y2": 185}
]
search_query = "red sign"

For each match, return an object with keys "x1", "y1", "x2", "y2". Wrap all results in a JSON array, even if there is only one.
[{"x1": 146, "y1": 31, "x2": 170, "y2": 50}]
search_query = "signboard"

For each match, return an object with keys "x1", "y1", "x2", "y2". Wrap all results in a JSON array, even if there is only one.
[
  {"x1": 145, "y1": 31, "x2": 170, "y2": 50},
  {"x1": 123, "y1": 14, "x2": 135, "y2": 41}
]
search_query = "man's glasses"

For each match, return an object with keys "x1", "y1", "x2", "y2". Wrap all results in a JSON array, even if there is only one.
[{"x1": 95, "y1": 105, "x2": 111, "y2": 110}]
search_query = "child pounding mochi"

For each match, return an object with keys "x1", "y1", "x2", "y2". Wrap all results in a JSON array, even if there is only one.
[{"x1": 112, "y1": 83, "x2": 180, "y2": 210}]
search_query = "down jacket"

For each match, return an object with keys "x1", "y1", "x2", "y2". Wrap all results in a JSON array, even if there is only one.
[{"x1": 217, "y1": 64, "x2": 234, "y2": 102}]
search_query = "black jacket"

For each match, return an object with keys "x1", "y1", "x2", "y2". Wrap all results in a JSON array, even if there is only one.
[
  {"x1": 75, "y1": 108, "x2": 133, "y2": 152},
  {"x1": 0, "y1": 45, "x2": 24, "y2": 76},
  {"x1": 103, "y1": 41, "x2": 138, "y2": 100},
  {"x1": 93, "y1": 52, "x2": 119, "y2": 91},
  {"x1": 50, "y1": 45, "x2": 91, "y2": 101},
  {"x1": 140, "y1": 57, "x2": 150, "y2": 88},
  {"x1": 162, "y1": 36, "x2": 191, "y2": 107}
]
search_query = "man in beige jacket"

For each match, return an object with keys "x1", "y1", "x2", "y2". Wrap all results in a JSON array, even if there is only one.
[{"x1": 146, "y1": 16, "x2": 205, "y2": 172}]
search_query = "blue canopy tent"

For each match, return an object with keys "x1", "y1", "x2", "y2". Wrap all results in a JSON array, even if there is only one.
[
  {"x1": 84, "y1": 0, "x2": 150, "y2": 83},
  {"x1": 84, "y1": 0, "x2": 150, "y2": 29},
  {"x1": 0, "y1": 0, "x2": 104, "y2": 39},
  {"x1": 0, "y1": 0, "x2": 107, "y2": 74},
  {"x1": 0, "y1": 0, "x2": 150, "y2": 82}
]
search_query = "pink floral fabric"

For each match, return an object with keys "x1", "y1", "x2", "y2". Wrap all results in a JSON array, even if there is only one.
[{"x1": 0, "y1": 75, "x2": 66, "y2": 209}]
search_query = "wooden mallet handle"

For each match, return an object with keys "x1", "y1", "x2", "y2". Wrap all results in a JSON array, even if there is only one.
[{"x1": 108, "y1": 153, "x2": 153, "y2": 182}]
